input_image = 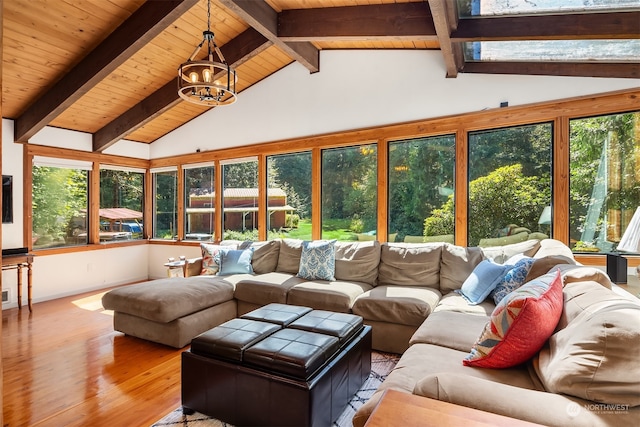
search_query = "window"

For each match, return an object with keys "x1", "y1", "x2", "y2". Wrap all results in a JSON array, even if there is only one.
[
  {"x1": 321, "y1": 145, "x2": 377, "y2": 241},
  {"x1": 222, "y1": 158, "x2": 258, "y2": 240},
  {"x1": 569, "y1": 111, "x2": 640, "y2": 253},
  {"x1": 467, "y1": 123, "x2": 553, "y2": 247},
  {"x1": 32, "y1": 157, "x2": 90, "y2": 249},
  {"x1": 152, "y1": 168, "x2": 178, "y2": 240},
  {"x1": 183, "y1": 163, "x2": 215, "y2": 241},
  {"x1": 100, "y1": 166, "x2": 144, "y2": 242},
  {"x1": 390, "y1": 135, "x2": 455, "y2": 243},
  {"x1": 266, "y1": 152, "x2": 312, "y2": 240}
]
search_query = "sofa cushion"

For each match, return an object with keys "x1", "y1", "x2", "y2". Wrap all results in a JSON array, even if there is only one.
[
  {"x1": 490, "y1": 257, "x2": 535, "y2": 305},
  {"x1": 534, "y1": 280, "x2": 640, "y2": 407},
  {"x1": 458, "y1": 259, "x2": 509, "y2": 305},
  {"x1": 352, "y1": 286, "x2": 441, "y2": 326},
  {"x1": 378, "y1": 243, "x2": 442, "y2": 289},
  {"x1": 276, "y1": 238, "x2": 303, "y2": 274},
  {"x1": 555, "y1": 264, "x2": 613, "y2": 290},
  {"x1": 439, "y1": 244, "x2": 484, "y2": 294},
  {"x1": 525, "y1": 255, "x2": 575, "y2": 282},
  {"x1": 101, "y1": 276, "x2": 235, "y2": 323},
  {"x1": 464, "y1": 270, "x2": 563, "y2": 368},
  {"x1": 409, "y1": 311, "x2": 489, "y2": 352},
  {"x1": 297, "y1": 240, "x2": 336, "y2": 281},
  {"x1": 249, "y1": 240, "x2": 281, "y2": 274},
  {"x1": 334, "y1": 240, "x2": 381, "y2": 286},
  {"x1": 533, "y1": 238, "x2": 575, "y2": 260},
  {"x1": 286, "y1": 280, "x2": 372, "y2": 313},
  {"x1": 480, "y1": 239, "x2": 540, "y2": 264},
  {"x1": 234, "y1": 273, "x2": 306, "y2": 305},
  {"x1": 433, "y1": 292, "x2": 495, "y2": 316}
]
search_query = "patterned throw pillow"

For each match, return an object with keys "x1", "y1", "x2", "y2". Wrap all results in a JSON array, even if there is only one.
[
  {"x1": 200, "y1": 243, "x2": 223, "y2": 275},
  {"x1": 463, "y1": 270, "x2": 563, "y2": 369},
  {"x1": 458, "y1": 260, "x2": 509, "y2": 305},
  {"x1": 297, "y1": 240, "x2": 336, "y2": 281},
  {"x1": 490, "y1": 257, "x2": 536, "y2": 305}
]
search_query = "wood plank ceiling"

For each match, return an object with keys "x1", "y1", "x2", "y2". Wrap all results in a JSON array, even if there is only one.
[{"x1": 2, "y1": 0, "x2": 639, "y2": 151}]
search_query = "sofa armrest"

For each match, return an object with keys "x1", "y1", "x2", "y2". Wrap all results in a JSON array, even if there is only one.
[
  {"x1": 185, "y1": 257, "x2": 203, "y2": 277},
  {"x1": 413, "y1": 373, "x2": 637, "y2": 426}
]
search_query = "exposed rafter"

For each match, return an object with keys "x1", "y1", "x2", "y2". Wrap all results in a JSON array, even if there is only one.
[
  {"x1": 13, "y1": 0, "x2": 199, "y2": 143},
  {"x1": 219, "y1": 0, "x2": 319, "y2": 73},
  {"x1": 93, "y1": 28, "x2": 271, "y2": 152},
  {"x1": 463, "y1": 62, "x2": 640, "y2": 79},
  {"x1": 277, "y1": 3, "x2": 437, "y2": 42},
  {"x1": 428, "y1": 0, "x2": 463, "y2": 78},
  {"x1": 452, "y1": 11, "x2": 640, "y2": 41}
]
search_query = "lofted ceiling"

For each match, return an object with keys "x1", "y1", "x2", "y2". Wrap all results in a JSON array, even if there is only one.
[{"x1": 2, "y1": 0, "x2": 639, "y2": 152}]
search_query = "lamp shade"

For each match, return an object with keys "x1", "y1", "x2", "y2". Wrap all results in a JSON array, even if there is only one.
[
  {"x1": 617, "y1": 207, "x2": 640, "y2": 253},
  {"x1": 538, "y1": 206, "x2": 552, "y2": 225}
]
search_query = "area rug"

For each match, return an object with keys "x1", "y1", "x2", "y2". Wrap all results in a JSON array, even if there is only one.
[{"x1": 151, "y1": 351, "x2": 400, "y2": 427}]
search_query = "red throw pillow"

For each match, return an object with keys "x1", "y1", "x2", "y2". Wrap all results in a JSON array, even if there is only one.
[{"x1": 463, "y1": 269, "x2": 563, "y2": 368}]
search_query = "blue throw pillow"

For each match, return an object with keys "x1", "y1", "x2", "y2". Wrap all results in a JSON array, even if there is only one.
[
  {"x1": 490, "y1": 257, "x2": 536, "y2": 305},
  {"x1": 218, "y1": 248, "x2": 254, "y2": 276},
  {"x1": 297, "y1": 240, "x2": 336, "y2": 281},
  {"x1": 458, "y1": 260, "x2": 509, "y2": 305}
]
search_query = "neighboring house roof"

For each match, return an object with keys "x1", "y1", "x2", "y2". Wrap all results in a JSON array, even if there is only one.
[
  {"x1": 189, "y1": 188, "x2": 287, "y2": 198},
  {"x1": 98, "y1": 208, "x2": 143, "y2": 220}
]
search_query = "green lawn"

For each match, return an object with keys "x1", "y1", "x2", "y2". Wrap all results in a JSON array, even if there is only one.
[{"x1": 278, "y1": 218, "x2": 358, "y2": 241}]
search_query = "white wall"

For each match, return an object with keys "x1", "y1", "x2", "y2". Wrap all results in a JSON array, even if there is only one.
[
  {"x1": 1, "y1": 120, "x2": 151, "y2": 308},
  {"x1": 151, "y1": 50, "x2": 640, "y2": 158},
  {"x1": 3, "y1": 49, "x2": 639, "y2": 305}
]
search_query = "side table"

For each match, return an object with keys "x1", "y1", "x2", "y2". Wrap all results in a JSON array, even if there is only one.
[
  {"x1": 2, "y1": 253, "x2": 35, "y2": 311},
  {"x1": 364, "y1": 389, "x2": 543, "y2": 427},
  {"x1": 164, "y1": 259, "x2": 187, "y2": 278}
]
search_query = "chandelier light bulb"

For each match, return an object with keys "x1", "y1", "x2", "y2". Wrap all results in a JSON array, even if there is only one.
[
  {"x1": 203, "y1": 68, "x2": 212, "y2": 83},
  {"x1": 189, "y1": 71, "x2": 199, "y2": 84}
]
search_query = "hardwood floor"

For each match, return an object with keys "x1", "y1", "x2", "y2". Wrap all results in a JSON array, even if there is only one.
[{"x1": 2, "y1": 287, "x2": 183, "y2": 427}]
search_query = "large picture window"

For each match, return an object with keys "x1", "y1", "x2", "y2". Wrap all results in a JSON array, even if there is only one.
[
  {"x1": 32, "y1": 157, "x2": 90, "y2": 249},
  {"x1": 99, "y1": 166, "x2": 144, "y2": 242},
  {"x1": 184, "y1": 163, "x2": 215, "y2": 241},
  {"x1": 390, "y1": 135, "x2": 455, "y2": 243},
  {"x1": 321, "y1": 145, "x2": 377, "y2": 241},
  {"x1": 569, "y1": 111, "x2": 640, "y2": 253},
  {"x1": 467, "y1": 123, "x2": 553, "y2": 247},
  {"x1": 267, "y1": 152, "x2": 312, "y2": 240},
  {"x1": 222, "y1": 158, "x2": 258, "y2": 240},
  {"x1": 152, "y1": 168, "x2": 178, "y2": 240}
]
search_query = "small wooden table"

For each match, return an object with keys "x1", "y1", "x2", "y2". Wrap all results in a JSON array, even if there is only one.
[
  {"x1": 364, "y1": 389, "x2": 543, "y2": 427},
  {"x1": 2, "y1": 253, "x2": 35, "y2": 312}
]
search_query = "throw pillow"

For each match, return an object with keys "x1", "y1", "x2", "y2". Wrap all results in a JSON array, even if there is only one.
[
  {"x1": 490, "y1": 257, "x2": 535, "y2": 305},
  {"x1": 218, "y1": 248, "x2": 255, "y2": 276},
  {"x1": 200, "y1": 243, "x2": 224, "y2": 275},
  {"x1": 463, "y1": 270, "x2": 563, "y2": 369},
  {"x1": 457, "y1": 260, "x2": 509, "y2": 305},
  {"x1": 297, "y1": 240, "x2": 336, "y2": 281}
]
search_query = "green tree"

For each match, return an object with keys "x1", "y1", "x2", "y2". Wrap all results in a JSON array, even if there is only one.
[{"x1": 425, "y1": 164, "x2": 549, "y2": 246}]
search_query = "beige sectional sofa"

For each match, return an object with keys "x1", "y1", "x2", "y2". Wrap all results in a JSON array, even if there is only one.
[{"x1": 102, "y1": 237, "x2": 640, "y2": 426}]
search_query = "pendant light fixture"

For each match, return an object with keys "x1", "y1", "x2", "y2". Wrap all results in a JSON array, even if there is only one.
[{"x1": 177, "y1": 0, "x2": 237, "y2": 106}]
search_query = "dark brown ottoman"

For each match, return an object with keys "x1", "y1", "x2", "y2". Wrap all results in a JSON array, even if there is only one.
[{"x1": 181, "y1": 304, "x2": 372, "y2": 427}]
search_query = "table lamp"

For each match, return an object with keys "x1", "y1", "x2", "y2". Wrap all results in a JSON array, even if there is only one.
[{"x1": 609, "y1": 206, "x2": 640, "y2": 283}]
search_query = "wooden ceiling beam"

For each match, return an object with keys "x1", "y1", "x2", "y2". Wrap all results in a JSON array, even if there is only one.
[
  {"x1": 428, "y1": 0, "x2": 463, "y2": 78},
  {"x1": 14, "y1": 0, "x2": 199, "y2": 143},
  {"x1": 219, "y1": 0, "x2": 319, "y2": 73},
  {"x1": 463, "y1": 61, "x2": 640, "y2": 79},
  {"x1": 453, "y1": 11, "x2": 640, "y2": 41},
  {"x1": 93, "y1": 28, "x2": 271, "y2": 152},
  {"x1": 277, "y1": 3, "x2": 437, "y2": 41}
]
